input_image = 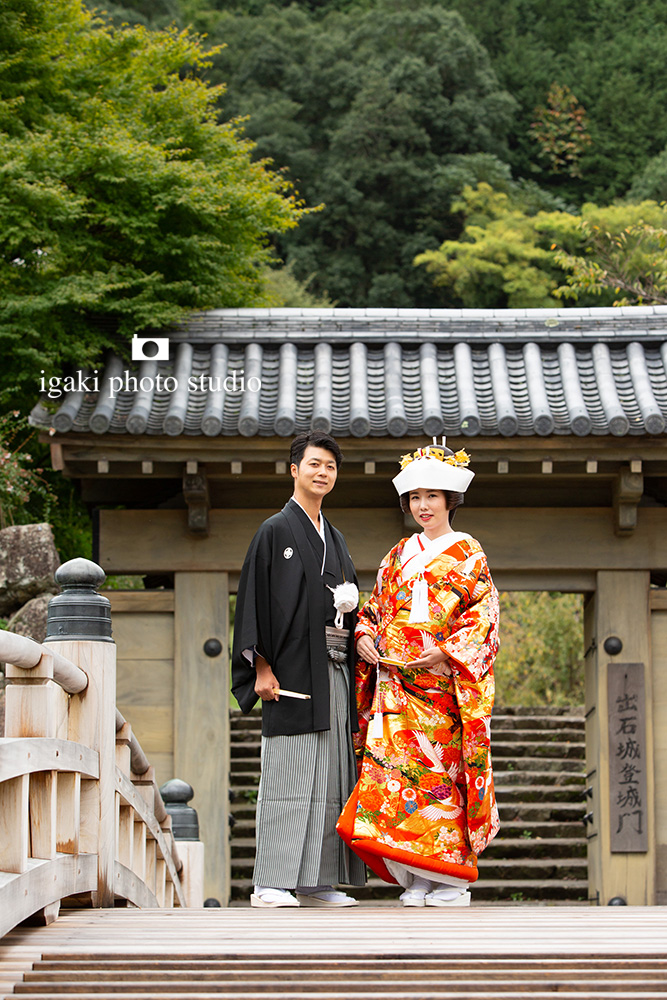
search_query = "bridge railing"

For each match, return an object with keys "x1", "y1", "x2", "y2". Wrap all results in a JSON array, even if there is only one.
[{"x1": 0, "y1": 558, "x2": 203, "y2": 937}]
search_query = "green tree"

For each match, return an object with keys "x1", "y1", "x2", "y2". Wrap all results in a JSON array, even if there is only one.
[
  {"x1": 529, "y1": 83, "x2": 591, "y2": 178},
  {"x1": 0, "y1": 0, "x2": 305, "y2": 409},
  {"x1": 203, "y1": 1, "x2": 516, "y2": 306},
  {"x1": 447, "y1": 0, "x2": 667, "y2": 202},
  {"x1": 416, "y1": 184, "x2": 667, "y2": 309},
  {"x1": 414, "y1": 182, "x2": 575, "y2": 308},
  {"x1": 554, "y1": 202, "x2": 667, "y2": 305},
  {"x1": 495, "y1": 592, "x2": 584, "y2": 707}
]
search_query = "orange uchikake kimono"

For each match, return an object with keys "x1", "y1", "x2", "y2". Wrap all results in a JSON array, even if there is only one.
[{"x1": 336, "y1": 530, "x2": 500, "y2": 887}]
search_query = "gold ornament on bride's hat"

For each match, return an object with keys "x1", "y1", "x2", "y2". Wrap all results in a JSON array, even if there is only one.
[
  {"x1": 399, "y1": 437, "x2": 471, "y2": 471},
  {"x1": 393, "y1": 436, "x2": 475, "y2": 496}
]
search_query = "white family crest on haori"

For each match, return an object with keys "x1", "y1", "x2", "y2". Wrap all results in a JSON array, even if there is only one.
[{"x1": 283, "y1": 547, "x2": 293, "y2": 559}]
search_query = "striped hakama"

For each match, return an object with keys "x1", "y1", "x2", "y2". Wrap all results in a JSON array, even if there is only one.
[{"x1": 253, "y1": 632, "x2": 366, "y2": 889}]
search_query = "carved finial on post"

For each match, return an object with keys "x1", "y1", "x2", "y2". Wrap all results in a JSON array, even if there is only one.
[
  {"x1": 160, "y1": 779, "x2": 200, "y2": 840},
  {"x1": 44, "y1": 558, "x2": 113, "y2": 642}
]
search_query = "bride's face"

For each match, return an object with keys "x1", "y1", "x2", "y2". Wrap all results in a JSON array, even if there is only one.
[{"x1": 408, "y1": 489, "x2": 450, "y2": 539}]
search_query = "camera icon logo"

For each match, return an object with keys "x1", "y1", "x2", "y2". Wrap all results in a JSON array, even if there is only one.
[{"x1": 131, "y1": 335, "x2": 170, "y2": 361}]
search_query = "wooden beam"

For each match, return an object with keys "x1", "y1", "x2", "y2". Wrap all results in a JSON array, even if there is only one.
[
  {"x1": 99, "y1": 507, "x2": 667, "y2": 576},
  {"x1": 174, "y1": 572, "x2": 230, "y2": 904},
  {"x1": 613, "y1": 469, "x2": 643, "y2": 537},
  {"x1": 586, "y1": 571, "x2": 654, "y2": 905},
  {"x1": 182, "y1": 468, "x2": 210, "y2": 536}
]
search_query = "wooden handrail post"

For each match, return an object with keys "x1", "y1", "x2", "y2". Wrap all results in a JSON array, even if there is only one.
[{"x1": 44, "y1": 558, "x2": 116, "y2": 907}]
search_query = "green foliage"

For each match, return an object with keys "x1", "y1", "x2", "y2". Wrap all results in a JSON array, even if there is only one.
[
  {"x1": 414, "y1": 183, "x2": 575, "y2": 308},
  {"x1": 529, "y1": 83, "x2": 591, "y2": 178},
  {"x1": 554, "y1": 201, "x2": 667, "y2": 305},
  {"x1": 263, "y1": 262, "x2": 334, "y2": 307},
  {"x1": 0, "y1": 0, "x2": 306, "y2": 408},
  {"x1": 416, "y1": 185, "x2": 667, "y2": 309},
  {"x1": 629, "y1": 149, "x2": 667, "y2": 203},
  {"x1": 0, "y1": 412, "x2": 53, "y2": 529},
  {"x1": 495, "y1": 592, "x2": 584, "y2": 708},
  {"x1": 447, "y1": 0, "x2": 667, "y2": 202},
  {"x1": 204, "y1": 1, "x2": 516, "y2": 306}
]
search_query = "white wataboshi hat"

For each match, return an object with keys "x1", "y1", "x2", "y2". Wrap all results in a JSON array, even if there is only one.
[{"x1": 392, "y1": 439, "x2": 475, "y2": 496}]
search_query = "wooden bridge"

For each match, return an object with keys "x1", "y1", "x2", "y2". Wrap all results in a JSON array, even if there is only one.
[
  {"x1": 2, "y1": 906, "x2": 667, "y2": 997},
  {"x1": 2, "y1": 558, "x2": 667, "y2": 997},
  {"x1": 0, "y1": 559, "x2": 203, "y2": 940}
]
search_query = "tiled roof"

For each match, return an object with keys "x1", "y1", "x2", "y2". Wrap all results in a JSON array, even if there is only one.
[{"x1": 34, "y1": 308, "x2": 667, "y2": 439}]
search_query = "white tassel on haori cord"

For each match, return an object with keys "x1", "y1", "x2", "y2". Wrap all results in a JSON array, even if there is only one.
[
  {"x1": 409, "y1": 573, "x2": 430, "y2": 623},
  {"x1": 327, "y1": 581, "x2": 360, "y2": 629}
]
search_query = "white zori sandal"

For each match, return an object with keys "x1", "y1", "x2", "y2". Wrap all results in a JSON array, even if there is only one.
[
  {"x1": 250, "y1": 886, "x2": 300, "y2": 908},
  {"x1": 399, "y1": 875, "x2": 433, "y2": 908},
  {"x1": 296, "y1": 886, "x2": 358, "y2": 907},
  {"x1": 424, "y1": 886, "x2": 471, "y2": 907}
]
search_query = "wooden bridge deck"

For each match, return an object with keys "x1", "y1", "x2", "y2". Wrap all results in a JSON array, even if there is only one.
[{"x1": 2, "y1": 907, "x2": 667, "y2": 998}]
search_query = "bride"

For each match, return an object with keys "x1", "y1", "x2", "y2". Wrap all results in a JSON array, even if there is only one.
[{"x1": 337, "y1": 441, "x2": 500, "y2": 907}]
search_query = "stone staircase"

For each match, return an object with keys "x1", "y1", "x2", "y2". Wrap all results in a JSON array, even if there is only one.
[{"x1": 229, "y1": 706, "x2": 588, "y2": 905}]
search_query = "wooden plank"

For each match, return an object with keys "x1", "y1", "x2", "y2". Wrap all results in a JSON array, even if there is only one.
[
  {"x1": 650, "y1": 590, "x2": 667, "y2": 611},
  {"x1": 56, "y1": 639, "x2": 117, "y2": 908},
  {"x1": 99, "y1": 507, "x2": 667, "y2": 576},
  {"x1": 111, "y1": 614, "x2": 174, "y2": 660},
  {"x1": 174, "y1": 572, "x2": 230, "y2": 905},
  {"x1": 0, "y1": 738, "x2": 99, "y2": 783},
  {"x1": 56, "y1": 772, "x2": 80, "y2": 854},
  {"x1": 79, "y1": 779, "x2": 98, "y2": 856},
  {"x1": 4, "y1": 681, "x2": 69, "y2": 739},
  {"x1": 117, "y1": 805, "x2": 134, "y2": 871},
  {"x1": 588, "y1": 571, "x2": 655, "y2": 906},
  {"x1": 175, "y1": 841, "x2": 205, "y2": 908},
  {"x1": 4, "y1": 904, "x2": 667, "y2": 957},
  {"x1": 106, "y1": 592, "x2": 175, "y2": 613},
  {"x1": 115, "y1": 706, "x2": 173, "y2": 756},
  {"x1": 0, "y1": 774, "x2": 29, "y2": 873},
  {"x1": 0, "y1": 853, "x2": 97, "y2": 939},
  {"x1": 113, "y1": 862, "x2": 159, "y2": 909},
  {"x1": 116, "y1": 660, "x2": 173, "y2": 707},
  {"x1": 114, "y1": 769, "x2": 185, "y2": 906},
  {"x1": 29, "y1": 771, "x2": 57, "y2": 861},
  {"x1": 133, "y1": 821, "x2": 146, "y2": 883}
]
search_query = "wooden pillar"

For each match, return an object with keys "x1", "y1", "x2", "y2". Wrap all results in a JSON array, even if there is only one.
[
  {"x1": 174, "y1": 572, "x2": 230, "y2": 903},
  {"x1": 585, "y1": 570, "x2": 655, "y2": 904},
  {"x1": 650, "y1": 591, "x2": 667, "y2": 904}
]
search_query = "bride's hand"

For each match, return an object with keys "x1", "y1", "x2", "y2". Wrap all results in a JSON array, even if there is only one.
[
  {"x1": 356, "y1": 634, "x2": 380, "y2": 665},
  {"x1": 407, "y1": 647, "x2": 446, "y2": 670}
]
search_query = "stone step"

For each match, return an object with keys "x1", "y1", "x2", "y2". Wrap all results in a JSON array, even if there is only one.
[
  {"x1": 231, "y1": 834, "x2": 586, "y2": 863},
  {"x1": 492, "y1": 715, "x2": 585, "y2": 730},
  {"x1": 229, "y1": 816, "x2": 587, "y2": 844},
  {"x1": 491, "y1": 742, "x2": 585, "y2": 760},
  {"x1": 494, "y1": 783, "x2": 584, "y2": 802},
  {"x1": 494, "y1": 765, "x2": 585, "y2": 782},
  {"x1": 229, "y1": 775, "x2": 587, "y2": 798},
  {"x1": 230, "y1": 758, "x2": 585, "y2": 781},
  {"x1": 490, "y1": 728, "x2": 585, "y2": 743},
  {"x1": 230, "y1": 854, "x2": 587, "y2": 882}
]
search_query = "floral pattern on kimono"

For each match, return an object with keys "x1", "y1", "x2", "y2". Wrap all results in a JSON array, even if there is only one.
[{"x1": 336, "y1": 533, "x2": 500, "y2": 885}]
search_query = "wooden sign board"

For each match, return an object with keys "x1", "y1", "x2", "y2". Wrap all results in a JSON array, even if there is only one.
[{"x1": 607, "y1": 662, "x2": 648, "y2": 853}]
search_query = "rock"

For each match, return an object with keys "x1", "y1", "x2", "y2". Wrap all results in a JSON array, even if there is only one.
[
  {"x1": 7, "y1": 592, "x2": 57, "y2": 644},
  {"x1": 0, "y1": 524, "x2": 60, "y2": 616}
]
